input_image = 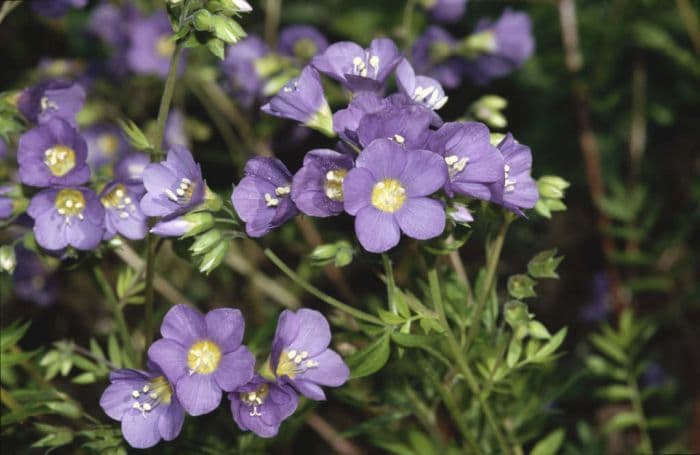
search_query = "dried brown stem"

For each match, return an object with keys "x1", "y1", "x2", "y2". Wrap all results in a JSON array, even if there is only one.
[{"x1": 305, "y1": 412, "x2": 365, "y2": 455}]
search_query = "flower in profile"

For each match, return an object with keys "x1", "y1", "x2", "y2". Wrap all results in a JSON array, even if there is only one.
[
  {"x1": 150, "y1": 212, "x2": 214, "y2": 238},
  {"x1": 491, "y1": 133, "x2": 538, "y2": 215},
  {"x1": 221, "y1": 36, "x2": 271, "y2": 107},
  {"x1": 27, "y1": 187, "x2": 105, "y2": 251},
  {"x1": 461, "y1": 9, "x2": 535, "y2": 85},
  {"x1": 31, "y1": 0, "x2": 87, "y2": 19},
  {"x1": 17, "y1": 79, "x2": 85, "y2": 127},
  {"x1": 99, "y1": 366, "x2": 185, "y2": 449},
  {"x1": 115, "y1": 152, "x2": 150, "y2": 184},
  {"x1": 148, "y1": 305, "x2": 256, "y2": 416},
  {"x1": 395, "y1": 59, "x2": 448, "y2": 111},
  {"x1": 312, "y1": 38, "x2": 402, "y2": 93},
  {"x1": 425, "y1": 0, "x2": 467, "y2": 24},
  {"x1": 411, "y1": 26, "x2": 464, "y2": 89},
  {"x1": 271, "y1": 309, "x2": 350, "y2": 400},
  {"x1": 229, "y1": 374, "x2": 298, "y2": 438},
  {"x1": 126, "y1": 12, "x2": 182, "y2": 78},
  {"x1": 100, "y1": 180, "x2": 147, "y2": 240},
  {"x1": 231, "y1": 157, "x2": 298, "y2": 237},
  {"x1": 427, "y1": 121, "x2": 504, "y2": 200},
  {"x1": 333, "y1": 92, "x2": 386, "y2": 144},
  {"x1": 343, "y1": 139, "x2": 448, "y2": 253},
  {"x1": 262, "y1": 66, "x2": 333, "y2": 136},
  {"x1": 278, "y1": 25, "x2": 328, "y2": 60},
  {"x1": 140, "y1": 146, "x2": 205, "y2": 218},
  {"x1": 17, "y1": 118, "x2": 90, "y2": 187},
  {"x1": 83, "y1": 123, "x2": 130, "y2": 171},
  {"x1": 291, "y1": 149, "x2": 354, "y2": 217},
  {"x1": 357, "y1": 104, "x2": 434, "y2": 150}
]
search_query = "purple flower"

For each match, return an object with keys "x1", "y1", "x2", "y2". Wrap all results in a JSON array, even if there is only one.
[
  {"x1": 17, "y1": 118, "x2": 90, "y2": 187},
  {"x1": 12, "y1": 245, "x2": 58, "y2": 306},
  {"x1": 426, "y1": 0, "x2": 467, "y2": 23},
  {"x1": 83, "y1": 124, "x2": 130, "y2": 171},
  {"x1": 343, "y1": 139, "x2": 448, "y2": 253},
  {"x1": 115, "y1": 152, "x2": 150, "y2": 183},
  {"x1": 100, "y1": 180, "x2": 147, "y2": 240},
  {"x1": 411, "y1": 26, "x2": 464, "y2": 89},
  {"x1": 579, "y1": 272, "x2": 610, "y2": 323},
  {"x1": 99, "y1": 367, "x2": 185, "y2": 449},
  {"x1": 17, "y1": 80, "x2": 85, "y2": 127},
  {"x1": 271, "y1": 309, "x2": 349, "y2": 400},
  {"x1": 427, "y1": 122, "x2": 504, "y2": 200},
  {"x1": 221, "y1": 36, "x2": 270, "y2": 107},
  {"x1": 140, "y1": 146, "x2": 205, "y2": 218},
  {"x1": 278, "y1": 25, "x2": 329, "y2": 59},
  {"x1": 462, "y1": 9, "x2": 535, "y2": 85},
  {"x1": 148, "y1": 305, "x2": 256, "y2": 416},
  {"x1": 312, "y1": 38, "x2": 402, "y2": 93},
  {"x1": 27, "y1": 187, "x2": 105, "y2": 251},
  {"x1": 491, "y1": 133, "x2": 538, "y2": 215},
  {"x1": 262, "y1": 66, "x2": 333, "y2": 136},
  {"x1": 31, "y1": 0, "x2": 87, "y2": 18},
  {"x1": 357, "y1": 104, "x2": 434, "y2": 150},
  {"x1": 0, "y1": 185, "x2": 13, "y2": 220},
  {"x1": 126, "y1": 12, "x2": 181, "y2": 78},
  {"x1": 231, "y1": 157, "x2": 298, "y2": 237},
  {"x1": 395, "y1": 59, "x2": 448, "y2": 110},
  {"x1": 333, "y1": 92, "x2": 387, "y2": 144},
  {"x1": 228, "y1": 374, "x2": 298, "y2": 438},
  {"x1": 291, "y1": 149, "x2": 355, "y2": 217}
]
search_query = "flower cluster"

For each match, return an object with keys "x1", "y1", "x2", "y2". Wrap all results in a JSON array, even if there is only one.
[
  {"x1": 100, "y1": 305, "x2": 349, "y2": 447},
  {"x1": 232, "y1": 30, "x2": 538, "y2": 253}
]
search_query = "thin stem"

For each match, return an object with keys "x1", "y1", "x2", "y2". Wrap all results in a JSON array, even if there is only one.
[
  {"x1": 144, "y1": 40, "x2": 184, "y2": 350},
  {"x1": 676, "y1": 0, "x2": 700, "y2": 54},
  {"x1": 400, "y1": 0, "x2": 418, "y2": 50},
  {"x1": 447, "y1": 234, "x2": 475, "y2": 306},
  {"x1": 0, "y1": 387, "x2": 21, "y2": 412},
  {"x1": 265, "y1": 249, "x2": 383, "y2": 326},
  {"x1": 627, "y1": 367, "x2": 654, "y2": 453},
  {"x1": 264, "y1": 0, "x2": 282, "y2": 46},
  {"x1": 382, "y1": 254, "x2": 397, "y2": 314},
  {"x1": 404, "y1": 384, "x2": 444, "y2": 444},
  {"x1": 428, "y1": 266, "x2": 512, "y2": 455},
  {"x1": 93, "y1": 266, "x2": 136, "y2": 366},
  {"x1": 462, "y1": 219, "x2": 511, "y2": 353}
]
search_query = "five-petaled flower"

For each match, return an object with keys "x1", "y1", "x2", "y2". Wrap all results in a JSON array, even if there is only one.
[
  {"x1": 291, "y1": 149, "x2": 354, "y2": 217},
  {"x1": 100, "y1": 180, "x2": 148, "y2": 240}
]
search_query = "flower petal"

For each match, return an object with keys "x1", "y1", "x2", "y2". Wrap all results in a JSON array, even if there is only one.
[
  {"x1": 395, "y1": 197, "x2": 446, "y2": 240},
  {"x1": 121, "y1": 408, "x2": 161, "y2": 449},
  {"x1": 287, "y1": 309, "x2": 332, "y2": 357},
  {"x1": 300, "y1": 349, "x2": 350, "y2": 387},
  {"x1": 147, "y1": 339, "x2": 188, "y2": 384},
  {"x1": 175, "y1": 372, "x2": 222, "y2": 416},
  {"x1": 205, "y1": 308, "x2": 245, "y2": 352},
  {"x1": 214, "y1": 346, "x2": 255, "y2": 392},
  {"x1": 160, "y1": 304, "x2": 206, "y2": 346},
  {"x1": 355, "y1": 205, "x2": 401, "y2": 253},
  {"x1": 342, "y1": 167, "x2": 374, "y2": 215},
  {"x1": 399, "y1": 149, "x2": 448, "y2": 197}
]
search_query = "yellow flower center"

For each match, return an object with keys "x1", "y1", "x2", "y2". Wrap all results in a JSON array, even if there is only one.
[
  {"x1": 240, "y1": 383, "x2": 269, "y2": 417},
  {"x1": 44, "y1": 145, "x2": 76, "y2": 176},
  {"x1": 324, "y1": 169, "x2": 347, "y2": 201},
  {"x1": 130, "y1": 375, "x2": 173, "y2": 414},
  {"x1": 275, "y1": 349, "x2": 318, "y2": 379},
  {"x1": 371, "y1": 178, "x2": 406, "y2": 213},
  {"x1": 54, "y1": 189, "x2": 85, "y2": 219},
  {"x1": 97, "y1": 133, "x2": 120, "y2": 156},
  {"x1": 187, "y1": 340, "x2": 222, "y2": 375},
  {"x1": 155, "y1": 36, "x2": 175, "y2": 58},
  {"x1": 100, "y1": 183, "x2": 128, "y2": 208}
]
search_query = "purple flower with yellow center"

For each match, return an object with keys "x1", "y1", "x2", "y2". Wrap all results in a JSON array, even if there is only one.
[
  {"x1": 411, "y1": 26, "x2": 464, "y2": 89},
  {"x1": 271, "y1": 309, "x2": 349, "y2": 400},
  {"x1": 343, "y1": 139, "x2": 448, "y2": 253},
  {"x1": 427, "y1": 121, "x2": 504, "y2": 200},
  {"x1": 491, "y1": 133, "x2": 538, "y2": 215},
  {"x1": 333, "y1": 92, "x2": 387, "y2": 144},
  {"x1": 148, "y1": 305, "x2": 256, "y2": 416},
  {"x1": 31, "y1": 0, "x2": 87, "y2": 19},
  {"x1": 115, "y1": 152, "x2": 149, "y2": 184},
  {"x1": 140, "y1": 146, "x2": 205, "y2": 218},
  {"x1": 396, "y1": 59, "x2": 448, "y2": 111},
  {"x1": 100, "y1": 180, "x2": 147, "y2": 241},
  {"x1": 461, "y1": 9, "x2": 535, "y2": 85},
  {"x1": 99, "y1": 366, "x2": 185, "y2": 449},
  {"x1": 231, "y1": 157, "x2": 298, "y2": 237},
  {"x1": 291, "y1": 149, "x2": 354, "y2": 217},
  {"x1": 126, "y1": 12, "x2": 181, "y2": 78},
  {"x1": 278, "y1": 25, "x2": 328, "y2": 60},
  {"x1": 17, "y1": 79, "x2": 85, "y2": 127},
  {"x1": 17, "y1": 118, "x2": 90, "y2": 187},
  {"x1": 312, "y1": 38, "x2": 402, "y2": 93},
  {"x1": 425, "y1": 0, "x2": 467, "y2": 24},
  {"x1": 27, "y1": 187, "x2": 105, "y2": 251},
  {"x1": 84, "y1": 124, "x2": 130, "y2": 171},
  {"x1": 262, "y1": 66, "x2": 333, "y2": 136},
  {"x1": 228, "y1": 374, "x2": 298, "y2": 438},
  {"x1": 221, "y1": 36, "x2": 270, "y2": 107},
  {"x1": 357, "y1": 104, "x2": 434, "y2": 150}
]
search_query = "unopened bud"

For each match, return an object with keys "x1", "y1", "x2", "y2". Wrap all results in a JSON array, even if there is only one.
[
  {"x1": 190, "y1": 229, "x2": 223, "y2": 255},
  {"x1": 0, "y1": 245, "x2": 16, "y2": 274},
  {"x1": 211, "y1": 14, "x2": 246, "y2": 44},
  {"x1": 150, "y1": 212, "x2": 215, "y2": 238},
  {"x1": 193, "y1": 10, "x2": 214, "y2": 31},
  {"x1": 199, "y1": 240, "x2": 229, "y2": 274}
]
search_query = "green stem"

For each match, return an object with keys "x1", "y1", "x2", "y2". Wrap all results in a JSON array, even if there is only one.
[
  {"x1": 144, "y1": 40, "x2": 184, "y2": 351},
  {"x1": 400, "y1": 0, "x2": 418, "y2": 49},
  {"x1": 264, "y1": 0, "x2": 282, "y2": 46},
  {"x1": 265, "y1": 249, "x2": 383, "y2": 326},
  {"x1": 428, "y1": 266, "x2": 512, "y2": 455},
  {"x1": 382, "y1": 254, "x2": 397, "y2": 314},
  {"x1": 92, "y1": 266, "x2": 136, "y2": 367},
  {"x1": 628, "y1": 369, "x2": 654, "y2": 453},
  {"x1": 463, "y1": 219, "x2": 511, "y2": 353}
]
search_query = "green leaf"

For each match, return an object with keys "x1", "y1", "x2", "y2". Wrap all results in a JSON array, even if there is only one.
[
  {"x1": 394, "y1": 290, "x2": 411, "y2": 319},
  {"x1": 346, "y1": 332, "x2": 391, "y2": 379},
  {"x1": 45, "y1": 401, "x2": 82, "y2": 419},
  {"x1": 507, "y1": 274, "x2": 537, "y2": 299},
  {"x1": 378, "y1": 309, "x2": 405, "y2": 325},
  {"x1": 72, "y1": 372, "x2": 99, "y2": 384},
  {"x1": 506, "y1": 336, "x2": 522, "y2": 368},
  {"x1": 527, "y1": 249, "x2": 564, "y2": 279},
  {"x1": 0, "y1": 320, "x2": 31, "y2": 351},
  {"x1": 590, "y1": 333, "x2": 627, "y2": 364},
  {"x1": 107, "y1": 334, "x2": 122, "y2": 368},
  {"x1": 596, "y1": 385, "x2": 634, "y2": 401},
  {"x1": 528, "y1": 321, "x2": 552, "y2": 340},
  {"x1": 603, "y1": 411, "x2": 640, "y2": 433},
  {"x1": 32, "y1": 424, "x2": 74, "y2": 449},
  {"x1": 530, "y1": 327, "x2": 567, "y2": 363},
  {"x1": 530, "y1": 428, "x2": 565, "y2": 455},
  {"x1": 390, "y1": 332, "x2": 449, "y2": 366}
]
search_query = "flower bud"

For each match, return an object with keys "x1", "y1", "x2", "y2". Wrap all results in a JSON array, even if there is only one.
[
  {"x1": 211, "y1": 14, "x2": 246, "y2": 44},
  {"x1": 206, "y1": 37, "x2": 225, "y2": 60},
  {"x1": 150, "y1": 212, "x2": 215, "y2": 238},
  {"x1": 0, "y1": 245, "x2": 16, "y2": 274},
  {"x1": 309, "y1": 240, "x2": 353, "y2": 267},
  {"x1": 447, "y1": 202, "x2": 474, "y2": 224},
  {"x1": 489, "y1": 132, "x2": 505, "y2": 146},
  {"x1": 203, "y1": 185, "x2": 223, "y2": 212},
  {"x1": 504, "y1": 300, "x2": 531, "y2": 330},
  {"x1": 458, "y1": 31, "x2": 496, "y2": 58},
  {"x1": 537, "y1": 175, "x2": 570, "y2": 199},
  {"x1": 193, "y1": 9, "x2": 214, "y2": 32},
  {"x1": 198, "y1": 240, "x2": 229, "y2": 274},
  {"x1": 189, "y1": 229, "x2": 223, "y2": 256},
  {"x1": 306, "y1": 103, "x2": 335, "y2": 138}
]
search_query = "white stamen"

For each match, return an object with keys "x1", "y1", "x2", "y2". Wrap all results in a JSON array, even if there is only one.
[
  {"x1": 264, "y1": 193, "x2": 279, "y2": 207},
  {"x1": 132, "y1": 390, "x2": 140, "y2": 398},
  {"x1": 165, "y1": 188, "x2": 178, "y2": 202}
]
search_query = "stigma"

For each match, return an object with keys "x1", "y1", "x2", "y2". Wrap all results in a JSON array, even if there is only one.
[
  {"x1": 240, "y1": 383, "x2": 270, "y2": 417},
  {"x1": 324, "y1": 169, "x2": 347, "y2": 201},
  {"x1": 44, "y1": 145, "x2": 76, "y2": 177},
  {"x1": 264, "y1": 185, "x2": 291, "y2": 207},
  {"x1": 130, "y1": 376, "x2": 173, "y2": 417},
  {"x1": 276, "y1": 349, "x2": 319, "y2": 379},
  {"x1": 371, "y1": 178, "x2": 407, "y2": 213}
]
